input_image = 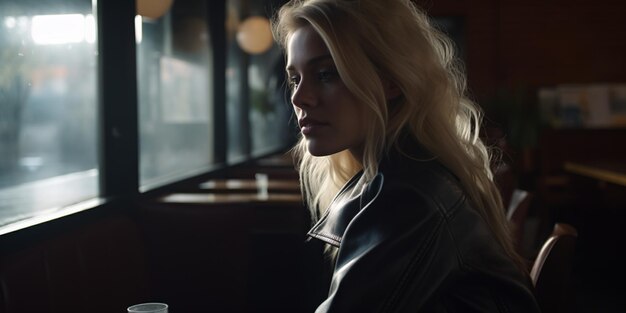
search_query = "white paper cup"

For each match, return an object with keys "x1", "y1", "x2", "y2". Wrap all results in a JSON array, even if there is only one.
[{"x1": 127, "y1": 302, "x2": 168, "y2": 313}]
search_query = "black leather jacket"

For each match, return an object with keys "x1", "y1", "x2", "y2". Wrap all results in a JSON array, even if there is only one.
[{"x1": 307, "y1": 142, "x2": 540, "y2": 312}]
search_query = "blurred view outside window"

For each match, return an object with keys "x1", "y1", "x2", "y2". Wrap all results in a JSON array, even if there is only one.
[
  {"x1": 0, "y1": 0, "x2": 98, "y2": 228},
  {"x1": 248, "y1": 47, "x2": 292, "y2": 157},
  {"x1": 225, "y1": 0, "x2": 246, "y2": 163},
  {"x1": 226, "y1": 0, "x2": 294, "y2": 163},
  {"x1": 137, "y1": 0, "x2": 214, "y2": 190}
]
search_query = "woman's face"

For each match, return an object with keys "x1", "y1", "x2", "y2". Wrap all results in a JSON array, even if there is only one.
[{"x1": 286, "y1": 25, "x2": 366, "y2": 159}]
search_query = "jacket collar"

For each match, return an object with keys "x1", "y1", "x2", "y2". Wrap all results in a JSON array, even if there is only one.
[
  {"x1": 307, "y1": 171, "x2": 385, "y2": 247},
  {"x1": 306, "y1": 135, "x2": 433, "y2": 247},
  {"x1": 307, "y1": 171, "x2": 365, "y2": 247}
]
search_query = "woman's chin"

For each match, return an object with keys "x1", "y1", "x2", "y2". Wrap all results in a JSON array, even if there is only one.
[{"x1": 306, "y1": 141, "x2": 340, "y2": 157}]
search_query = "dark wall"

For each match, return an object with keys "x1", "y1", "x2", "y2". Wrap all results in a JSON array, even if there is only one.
[{"x1": 416, "y1": 0, "x2": 626, "y2": 102}]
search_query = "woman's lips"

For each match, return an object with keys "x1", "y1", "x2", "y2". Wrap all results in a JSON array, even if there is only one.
[
  {"x1": 299, "y1": 118, "x2": 327, "y2": 135},
  {"x1": 301, "y1": 124, "x2": 325, "y2": 135}
]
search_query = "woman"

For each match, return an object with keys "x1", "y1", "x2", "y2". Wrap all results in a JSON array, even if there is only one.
[{"x1": 272, "y1": 0, "x2": 540, "y2": 312}]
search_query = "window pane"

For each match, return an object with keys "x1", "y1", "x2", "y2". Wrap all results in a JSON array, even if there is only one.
[
  {"x1": 137, "y1": 0, "x2": 214, "y2": 189},
  {"x1": 225, "y1": 1, "x2": 246, "y2": 163},
  {"x1": 0, "y1": 1, "x2": 98, "y2": 228},
  {"x1": 225, "y1": 0, "x2": 295, "y2": 163},
  {"x1": 248, "y1": 50, "x2": 292, "y2": 157}
]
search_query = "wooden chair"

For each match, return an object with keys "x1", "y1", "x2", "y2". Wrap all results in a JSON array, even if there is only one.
[
  {"x1": 530, "y1": 223, "x2": 578, "y2": 313},
  {"x1": 506, "y1": 189, "x2": 533, "y2": 256}
]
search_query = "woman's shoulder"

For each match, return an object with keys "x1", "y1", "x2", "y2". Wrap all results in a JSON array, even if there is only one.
[
  {"x1": 354, "y1": 166, "x2": 467, "y2": 247},
  {"x1": 361, "y1": 171, "x2": 538, "y2": 310},
  {"x1": 376, "y1": 156, "x2": 467, "y2": 216}
]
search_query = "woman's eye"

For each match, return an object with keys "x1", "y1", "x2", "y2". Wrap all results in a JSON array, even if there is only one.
[
  {"x1": 317, "y1": 69, "x2": 337, "y2": 82},
  {"x1": 288, "y1": 76, "x2": 300, "y2": 89}
]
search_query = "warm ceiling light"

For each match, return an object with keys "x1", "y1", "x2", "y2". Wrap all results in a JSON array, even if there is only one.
[
  {"x1": 236, "y1": 16, "x2": 273, "y2": 54},
  {"x1": 136, "y1": 0, "x2": 174, "y2": 20}
]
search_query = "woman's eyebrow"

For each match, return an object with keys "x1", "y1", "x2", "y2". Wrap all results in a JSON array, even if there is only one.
[{"x1": 286, "y1": 54, "x2": 333, "y2": 72}]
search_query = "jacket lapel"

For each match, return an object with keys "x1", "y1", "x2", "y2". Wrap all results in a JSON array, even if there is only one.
[{"x1": 307, "y1": 172, "x2": 384, "y2": 247}]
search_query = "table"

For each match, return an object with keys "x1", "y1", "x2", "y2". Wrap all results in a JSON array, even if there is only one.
[
  {"x1": 563, "y1": 161, "x2": 626, "y2": 187},
  {"x1": 198, "y1": 178, "x2": 301, "y2": 193},
  {"x1": 158, "y1": 192, "x2": 302, "y2": 204}
]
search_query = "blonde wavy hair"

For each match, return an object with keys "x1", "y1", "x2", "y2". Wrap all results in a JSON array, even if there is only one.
[{"x1": 272, "y1": 0, "x2": 524, "y2": 270}]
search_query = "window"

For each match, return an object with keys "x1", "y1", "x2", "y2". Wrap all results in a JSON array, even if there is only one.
[
  {"x1": 0, "y1": 0, "x2": 292, "y2": 234},
  {"x1": 0, "y1": 0, "x2": 98, "y2": 229},
  {"x1": 248, "y1": 46, "x2": 293, "y2": 157},
  {"x1": 136, "y1": 0, "x2": 215, "y2": 190},
  {"x1": 225, "y1": 0, "x2": 295, "y2": 163},
  {"x1": 225, "y1": 1, "x2": 247, "y2": 163}
]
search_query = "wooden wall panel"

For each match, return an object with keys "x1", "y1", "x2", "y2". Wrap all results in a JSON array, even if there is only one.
[
  {"x1": 415, "y1": 0, "x2": 626, "y2": 102},
  {"x1": 498, "y1": 1, "x2": 626, "y2": 88}
]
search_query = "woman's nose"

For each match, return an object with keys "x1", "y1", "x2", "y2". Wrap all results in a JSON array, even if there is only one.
[{"x1": 291, "y1": 80, "x2": 316, "y2": 108}]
